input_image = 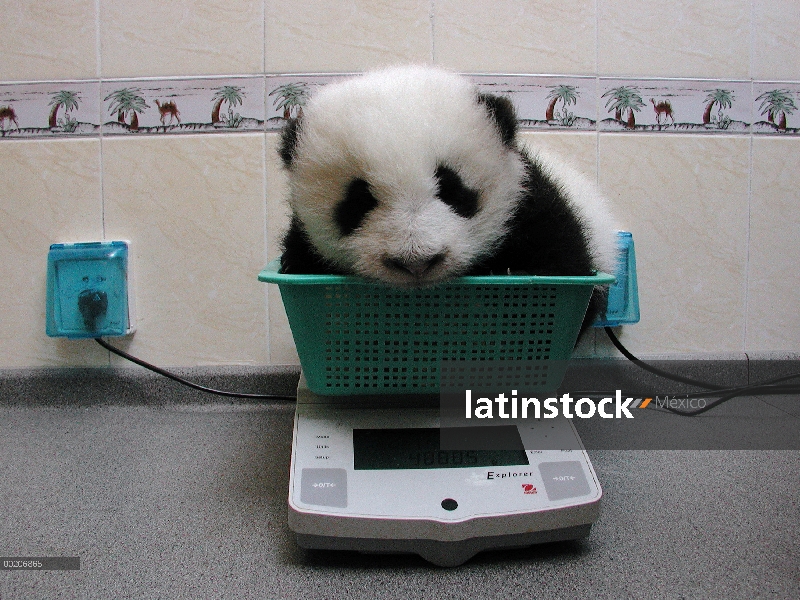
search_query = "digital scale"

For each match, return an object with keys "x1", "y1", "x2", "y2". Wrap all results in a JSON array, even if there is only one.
[{"x1": 288, "y1": 375, "x2": 602, "y2": 567}]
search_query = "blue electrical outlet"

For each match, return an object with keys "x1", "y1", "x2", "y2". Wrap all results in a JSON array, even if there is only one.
[
  {"x1": 46, "y1": 241, "x2": 135, "y2": 338},
  {"x1": 593, "y1": 231, "x2": 640, "y2": 328}
]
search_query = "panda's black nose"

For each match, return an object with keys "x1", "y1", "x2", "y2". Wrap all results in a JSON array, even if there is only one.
[{"x1": 383, "y1": 253, "x2": 446, "y2": 277}]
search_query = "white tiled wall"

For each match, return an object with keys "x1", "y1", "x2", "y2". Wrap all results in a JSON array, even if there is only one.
[
  {"x1": 598, "y1": 0, "x2": 751, "y2": 79},
  {"x1": 747, "y1": 137, "x2": 800, "y2": 352},
  {"x1": 4, "y1": 1, "x2": 97, "y2": 81},
  {"x1": 752, "y1": 0, "x2": 800, "y2": 80},
  {"x1": 434, "y1": 0, "x2": 596, "y2": 74},
  {"x1": 1, "y1": 1, "x2": 799, "y2": 368},
  {"x1": 0, "y1": 140, "x2": 105, "y2": 367},
  {"x1": 265, "y1": 1, "x2": 433, "y2": 72},
  {"x1": 599, "y1": 135, "x2": 751, "y2": 353},
  {"x1": 102, "y1": 134, "x2": 270, "y2": 367},
  {"x1": 100, "y1": 0, "x2": 265, "y2": 78}
]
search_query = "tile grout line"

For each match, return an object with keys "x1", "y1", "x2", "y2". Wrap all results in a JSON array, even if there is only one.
[
  {"x1": 744, "y1": 88, "x2": 754, "y2": 353},
  {"x1": 3, "y1": 73, "x2": 800, "y2": 88},
  {"x1": 594, "y1": 0, "x2": 601, "y2": 191},
  {"x1": 262, "y1": 0, "x2": 267, "y2": 75},
  {"x1": 594, "y1": 0, "x2": 601, "y2": 356},
  {"x1": 94, "y1": 0, "x2": 102, "y2": 81},
  {"x1": 262, "y1": 1, "x2": 269, "y2": 358},
  {"x1": 95, "y1": 0, "x2": 112, "y2": 367},
  {"x1": 95, "y1": 0, "x2": 105, "y2": 242},
  {"x1": 749, "y1": 0, "x2": 755, "y2": 83},
  {"x1": 262, "y1": 0, "x2": 268, "y2": 362},
  {"x1": 744, "y1": 1, "x2": 752, "y2": 353},
  {"x1": 594, "y1": 0, "x2": 601, "y2": 192},
  {"x1": 744, "y1": 0, "x2": 754, "y2": 354},
  {"x1": 261, "y1": 71, "x2": 271, "y2": 362},
  {"x1": 430, "y1": 0, "x2": 436, "y2": 64}
]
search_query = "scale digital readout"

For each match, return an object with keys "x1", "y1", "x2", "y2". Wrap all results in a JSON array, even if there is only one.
[
  {"x1": 352, "y1": 427, "x2": 530, "y2": 470},
  {"x1": 288, "y1": 376, "x2": 602, "y2": 566}
]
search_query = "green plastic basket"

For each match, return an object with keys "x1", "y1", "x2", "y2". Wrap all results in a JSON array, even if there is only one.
[{"x1": 259, "y1": 259, "x2": 614, "y2": 396}]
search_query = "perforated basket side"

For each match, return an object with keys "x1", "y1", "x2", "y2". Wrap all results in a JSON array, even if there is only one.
[{"x1": 275, "y1": 280, "x2": 595, "y2": 396}]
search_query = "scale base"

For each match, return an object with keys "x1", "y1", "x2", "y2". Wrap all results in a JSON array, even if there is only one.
[
  {"x1": 288, "y1": 375, "x2": 601, "y2": 567},
  {"x1": 296, "y1": 524, "x2": 592, "y2": 567}
]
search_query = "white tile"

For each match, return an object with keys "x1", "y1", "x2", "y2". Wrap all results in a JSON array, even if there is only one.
[
  {"x1": 598, "y1": 0, "x2": 750, "y2": 78},
  {"x1": 597, "y1": 134, "x2": 750, "y2": 355},
  {"x1": 753, "y1": 0, "x2": 800, "y2": 81},
  {"x1": 103, "y1": 134, "x2": 269, "y2": 367},
  {"x1": 0, "y1": 0, "x2": 97, "y2": 81},
  {"x1": 0, "y1": 139, "x2": 105, "y2": 367},
  {"x1": 747, "y1": 137, "x2": 800, "y2": 352},
  {"x1": 435, "y1": 0, "x2": 596, "y2": 74},
  {"x1": 100, "y1": 0, "x2": 263, "y2": 78},
  {"x1": 266, "y1": 0, "x2": 431, "y2": 73}
]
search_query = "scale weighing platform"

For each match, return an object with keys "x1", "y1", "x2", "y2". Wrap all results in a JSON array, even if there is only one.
[{"x1": 288, "y1": 375, "x2": 602, "y2": 567}]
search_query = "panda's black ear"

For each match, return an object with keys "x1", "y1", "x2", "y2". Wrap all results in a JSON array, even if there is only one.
[
  {"x1": 477, "y1": 93, "x2": 518, "y2": 148},
  {"x1": 279, "y1": 117, "x2": 303, "y2": 168}
]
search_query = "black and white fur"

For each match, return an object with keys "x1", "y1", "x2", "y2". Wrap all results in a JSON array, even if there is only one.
[{"x1": 278, "y1": 65, "x2": 617, "y2": 329}]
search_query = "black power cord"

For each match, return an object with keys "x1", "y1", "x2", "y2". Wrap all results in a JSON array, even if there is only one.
[
  {"x1": 76, "y1": 259, "x2": 798, "y2": 411},
  {"x1": 94, "y1": 330, "x2": 799, "y2": 412},
  {"x1": 603, "y1": 327, "x2": 800, "y2": 416},
  {"x1": 95, "y1": 338, "x2": 296, "y2": 401},
  {"x1": 604, "y1": 327, "x2": 726, "y2": 391}
]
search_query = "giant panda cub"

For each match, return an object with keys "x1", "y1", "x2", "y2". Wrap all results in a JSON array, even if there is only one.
[{"x1": 278, "y1": 65, "x2": 617, "y2": 332}]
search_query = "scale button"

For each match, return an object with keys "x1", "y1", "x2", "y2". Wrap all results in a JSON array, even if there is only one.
[
  {"x1": 300, "y1": 468, "x2": 347, "y2": 508},
  {"x1": 538, "y1": 461, "x2": 590, "y2": 501},
  {"x1": 441, "y1": 498, "x2": 458, "y2": 511}
]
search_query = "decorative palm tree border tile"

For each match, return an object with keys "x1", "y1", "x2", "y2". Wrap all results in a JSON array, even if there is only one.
[
  {"x1": 597, "y1": 78, "x2": 752, "y2": 132},
  {"x1": 100, "y1": 76, "x2": 265, "y2": 134},
  {"x1": 471, "y1": 75, "x2": 598, "y2": 130},
  {"x1": 0, "y1": 80, "x2": 101, "y2": 137},
  {"x1": 752, "y1": 82, "x2": 800, "y2": 133},
  {"x1": 265, "y1": 74, "x2": 351, "y2": 125},
  {"x1": 0, "y1": 74, "x2": 798, "y2": 139}
]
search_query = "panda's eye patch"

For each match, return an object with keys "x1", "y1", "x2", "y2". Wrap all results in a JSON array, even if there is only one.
[
  {"x1": 435, "y1": 165, "x2": 480, "y2": 219},
  {"x1": 335, "y1": 178, "x2": 379, "y2": 236}
]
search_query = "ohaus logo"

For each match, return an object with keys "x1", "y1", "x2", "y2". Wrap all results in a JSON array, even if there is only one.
[{"x1": 521, "y1": 484, "x2": 537, "y2": 495}]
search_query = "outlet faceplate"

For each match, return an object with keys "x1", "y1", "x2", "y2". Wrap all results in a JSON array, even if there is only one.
[
  {"x1": 46, "y1": 241, "x2": 135, "y2": 338},
  {"x1": 593, "y1": 231, "x2": 640, "y2": 328}
]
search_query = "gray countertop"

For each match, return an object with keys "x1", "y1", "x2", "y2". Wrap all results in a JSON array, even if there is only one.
[{"x1": 1, "y1": 370, "x2": 798, "y2": 599}]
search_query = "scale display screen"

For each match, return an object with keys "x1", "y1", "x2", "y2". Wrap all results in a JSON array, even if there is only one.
[{"x1": 353, "y1": 427, "x2": 529, "y2": 470}]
